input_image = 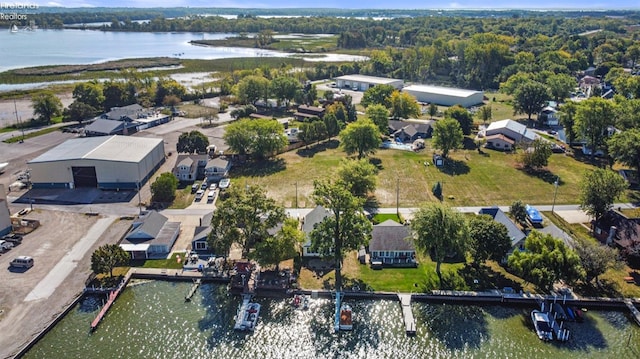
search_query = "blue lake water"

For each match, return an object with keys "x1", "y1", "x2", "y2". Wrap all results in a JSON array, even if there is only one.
[
  {"x1": 0, "y1": 29, "x2": 366, "y2": 73},
  {"x1": 23, "y1": 280, "x2": 640, "y2": 359}
]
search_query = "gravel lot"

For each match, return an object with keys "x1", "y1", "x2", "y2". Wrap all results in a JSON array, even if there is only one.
[{"x1": 0, "y1": 209, "x2": 132, "y2": 359}]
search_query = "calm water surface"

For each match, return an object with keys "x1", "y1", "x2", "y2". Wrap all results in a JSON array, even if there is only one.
[
  {"x1": 24, "y1": 280, "x2": 640, "y2": 359},
  {"x1": 0, "y1": 30, "x2": 367, "y2": 73}
]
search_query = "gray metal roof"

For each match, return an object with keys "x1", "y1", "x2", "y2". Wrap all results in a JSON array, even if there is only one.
[
  {"x1": 127, "y1": 211, "x2": 168, "y2": 240},
  {"x1": 335, "y1": 75, "x2": 403, "y2": 85},
  {"x1": 369, "y1": 219, "x2": 414, "y2": 252},
  {"x1": 84, "y1": 119, "x2": 124, "y2": 135},
  {"x1": 28, "y1": 135, "x2": 163, "y2": 164},
  {"x1": 403, "y1": 84, "x2": 483, "y2": 98},
  {"x1": 478, "y1": 207, "x2": 526, "y2": 246},
  {"x1": 302, "y1": 205, "x2": 330, "y2": 234}
]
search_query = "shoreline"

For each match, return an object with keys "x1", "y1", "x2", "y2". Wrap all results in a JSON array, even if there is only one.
[{"x1": 15, "y1": 266, "x2": 640, "y2": 358}]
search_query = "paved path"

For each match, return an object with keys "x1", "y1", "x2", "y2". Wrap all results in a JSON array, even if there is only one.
[{"x1": 24, "y1": 216, "x2": 117, "y2": 302}]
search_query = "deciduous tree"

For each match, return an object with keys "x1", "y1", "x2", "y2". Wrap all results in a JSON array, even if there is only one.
[
  {"x1": 573, "y1": 237, "x2": 621, "y2": 286},
  {"x1": 176, "y1": 130, "x2": 209, "y2": 154},
  {"x1": 608, "y1": 129, "x2": 640, "y2": 174},
  {"x1": 476, "y1": 105, "x2": 492, "y2": 126},
  {"x1": 468, "y1": 214, "x2": 513, "y2": 264},
  {"x1": 73, "y1": 82, "x2": 105, "y2": 111},
  {"x1": 250, "y1": 218, "x2": 304, "y2": 270},
  {"x1": 224, "y1": 118, "x2": 288, "y2": 159},
  {"x1": 31, "y1": 91, "x2": 62, "y2": 124},
  {"x1": 360, "y1": 84, "x2": 395, "y2": 108},
  {"x1": 389, "y1": 91, "x2": 420, "y2": 119},
  {"x1": 336, "y1": 158, "x2": 378, "y2": 198},
  {"x1": 575, "y1": 97, "x2": 616, "y2": 158},
  {"x1": 546, "y1": 73, "x2": 576, "y2": 103},
  {"x1": 411, "y1": 203, "x2": 468, "y2": 286},
  {"x1": 432, "y1": 117, "x2": 463, "y2": 158},
  {"x1": 91, "y1": 244, "x2": 130, "y2": 278},
  {"x1": 310, "y1": 179, "x2": 372, "y2": 290},
  {"x1": 444, "y1": 105, "x2": 474, "y2": 135},
  {"x1": 234, "y1": 75, "x2": 270, "y2": 105},
  {"x1": 508, "y1": 231, "x2": 584, "y2": 291},
  {"x1": 510, "y1": 200, "x2": 527, "y2": 225},
  {"x1": 519, "y1": 138, "x2": 552, "y2": 169},
  {"x1": 210, "y1": 185, "x2": 285, "y2": 258},
  {"x1": 579, "y1": 168, "x2": 627, "y2": 222},
  {"x1": 512, "y1": 80, "x2": 549, "y2": 121},
  {"x1": 365, "y1": 103, "x2": 390, "y2": 133},
  {"x1": 63, "y1": 101, "x2": 97, "y2": 124},
  {"x1": 339, "y1": 118, "x2": 382, "y2": 159},
  {"x1": 151, "y1": 172, "x2": 179, "y2": 203}
]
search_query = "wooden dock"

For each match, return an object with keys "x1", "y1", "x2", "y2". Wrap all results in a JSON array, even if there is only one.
[
  {"x1": 624, "y1": 299, "x2": 640, "y2": 326},
  {"x1": 184, "y1": 279, "x2": 201, "y2": 302},
  {"x1": 90, "y1": 271, "x2": 132, "y2": 332},
  {"x1": 397, "y1": 293, "x2": 416, "y2": 335},
  {"x1": 334, "y1": 291, "x2": 342, "y2": 333}
]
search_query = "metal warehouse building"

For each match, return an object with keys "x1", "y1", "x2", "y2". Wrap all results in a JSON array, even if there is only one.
[
  {"x1": 402, "y1": 84, "x2": 484, "y2": 108},
  {"x1": 28, "y1": 135, "x2": 165, "y2": 190},
  {"x1": 335, "y1": 75, "x2": 404, "y2": 91}
]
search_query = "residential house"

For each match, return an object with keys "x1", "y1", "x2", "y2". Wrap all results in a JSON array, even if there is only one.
[
  {"x1": 301, "y1": 205, "x2": 331, "y2": 257},
  {"x1": 478, "y1": 207, "x2": 526, "y2": 253},
  {"x1": 204, "y1": 157, "x2": 231, "y2": 181},
  {"x1": 191, "y1": 212, "x2": 214, "y2": 257},
  {"x1": 173, "y1": 154, "x2": 208, "y2": 182},
  {"x1": 369, "y1": 219, "x2": 417, "y2": 267},
  {"x1": 120, "y1": 211, "x2": 180, "y2": 259},
  {"x1": 84, "y1": 118, "x2": 138, "y2": 137},
  {"x1": 388, "y1": 120, "x2": 434, "y2": 143},
  {"x1": 579, "y1": 75, "x2": 601, "y2": 97},
  {"x1": 484, "y1": 119, "x2": 537, "y2": 151},
  {"x1": 293, "y1": 105, "x2": 325, "y2": 121},
  {"x1": 593, "y1": 210, "x2": 640, "y2": 252},
  {"x1": 538, "y1": 106, "x2": 559, "y2": 126}
]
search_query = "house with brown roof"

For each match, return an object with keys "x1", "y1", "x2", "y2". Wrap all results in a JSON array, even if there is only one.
[
  {"x1": 369, "y1": 219, "x2": 417, "y2": 267},
  {"x1": 294, "y1": 105, "x2": 325, "y2": 121},
  {"x1": 593, "y1": 210, "x2": 640, "y2": 254}
]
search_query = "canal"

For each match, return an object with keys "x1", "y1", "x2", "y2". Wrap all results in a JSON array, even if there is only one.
[{"x1": 23, "y1": 280, "x2": 640, "y2": 358}]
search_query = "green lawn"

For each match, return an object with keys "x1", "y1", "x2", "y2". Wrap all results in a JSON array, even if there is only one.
[
  {"x1": 130, "y1": 252, "x2": 186, "y2": 270},
  {"x1": 231, "y1": 138, "x2": 605, "y2": 207},
  {"x1": 2, "y1": 126, "x2": 61, "y2": 143},
  {"x1": 372, "y1": 213, "x2": 403, "y2": 224}
]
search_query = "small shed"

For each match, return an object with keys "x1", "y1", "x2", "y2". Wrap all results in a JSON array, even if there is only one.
[{"x1": 433, "y1": 154, "x2": 444, "y2": 167}]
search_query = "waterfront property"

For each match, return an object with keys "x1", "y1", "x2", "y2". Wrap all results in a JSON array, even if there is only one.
[
  {"x1": 369, "y1": 219, "x2": 417, "y2": 267},
  {"x1": 173, "y1": 154, "x2": 208, "y2": 182},
  {"x1": 27, "y1": 135, "x2": 165, "y2": 190},
  {"x1": 301, "y1": 205, "x2": 331, "y2": 257},
  {"x1": 120, "y1": 211, "x2": 180, "y2": 259},
  {"x1": 204, "y1": 157, "x2": 232, "y2": 182},
  {"x1": 478, "y1": 207, "x2": 526, "y2": 253}
]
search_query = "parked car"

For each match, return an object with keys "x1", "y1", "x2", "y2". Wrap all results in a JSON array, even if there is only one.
[
  {"x1": 207, "y1": 190, "x2": 216, "y2": 202},
  {"x1": 200, "y1": 180, "x2": 208, "y2": 190},
  {"x1": 195, "y1": 190, "x2": 205, "y2": 201},
  {"x1": 10, "y1": 256, "x2": 34, "y2": 268},
  {"x1": 209, "y1": 183, "x2": 217, "y2": 191},
  {"x1": 219, "y1": 178, "x2": 231, "y2": 190},
  {"x1": 551, "y1": 144, "x2": 566, "y2": 153},
  {"x1": 0, "y1": 240, "x2": 14, "y2": 252},
  {"x1": 2, "y1": 234, "x2": 22, "y2": 245},
  {"x1": 191, "y1": 183, "x2": 199, "y2": 193}
]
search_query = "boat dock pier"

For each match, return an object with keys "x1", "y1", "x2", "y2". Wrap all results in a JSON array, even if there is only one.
[
  {"x1": 624, "y1": 299, "x2": 640, "y2": 326},
  {"x1": 397, "y1": 293, "x2": 416, "y2": 335},
  {"x1": 185, "y1": 279, "x2": 202, "y2": 302},
  {"x1": 334, "y1": 291, "x2": 342, "y2": 333},
  {"x1": 90, "y1": 271, "x2": 132, "y2": 332}
]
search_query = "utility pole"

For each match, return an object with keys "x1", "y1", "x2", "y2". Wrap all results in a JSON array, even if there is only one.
[
  {"x1": 295, "y1": 181, "x2": 298, "y2": 209},
  {"x1": 396, "y1": 177, "x2": 400, "y2": 217}
]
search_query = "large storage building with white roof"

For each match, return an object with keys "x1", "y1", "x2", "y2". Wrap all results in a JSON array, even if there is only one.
[
  {"x1": 28, "y1": 135, "x2": 165, "y2": 190},
  {"x1": 335, "y1": 75, "x2": 404, "y2": 91},
  {"x1": 402, "y1": 84, "x2": 484, "y2": 107}
]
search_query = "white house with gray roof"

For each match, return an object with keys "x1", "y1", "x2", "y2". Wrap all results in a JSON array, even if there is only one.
[
  {"x1": 484, "y1": 119, "x2": 537, "y2": 151},
  {"x1": 120, "y1": 211, "x2": 180, "y2": 259},
  {"x1": 335, "y1": 75, "x2": 404, "y2": 91},
  {"x1": 478, "y1": 207, "x2": 526, "y2": 253},
  {"x1": 301, "y1": 205, "x2": 331, "y2": 257}
]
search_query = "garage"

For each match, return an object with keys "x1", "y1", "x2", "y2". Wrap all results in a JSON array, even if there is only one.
[
  {"x1": 71, "y1": 166, "x2": 98, "y2": 188},
  {"x1": 28, "y1": 135, "x2": 165, "y2": 190}
]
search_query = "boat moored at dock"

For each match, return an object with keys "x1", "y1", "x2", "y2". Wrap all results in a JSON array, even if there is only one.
[
  {"x1": 339, "y1": 304, "x2": 353, "y2": 331},
  {"x1": 234, "y1": 295, "x2": 260, "y2": 331}
]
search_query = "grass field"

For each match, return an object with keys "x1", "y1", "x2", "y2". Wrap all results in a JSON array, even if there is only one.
[{"x1": 230, "y1": 137, "x2": 607, "y2": 208}]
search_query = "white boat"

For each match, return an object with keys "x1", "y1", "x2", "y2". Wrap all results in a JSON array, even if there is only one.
[
  {"x1": 531, "y1": 310, "x2": 553, "y2": 341},
  {"x1": 339, "y1": 304, "x2": 353, "y2": 331},
  {"x1": 0, "y1": 162, "x2": 8, "y2": 174},
  {"x1": 234, "y1": 296, "x2": 260, "y2": 331},
  {"x1": 10, "y1": 24, "x2": 18, "y2": 33}
]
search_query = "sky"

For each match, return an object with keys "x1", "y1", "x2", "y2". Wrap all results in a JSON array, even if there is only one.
[{"x1": 23, "y1": 1, "x2": 640, "y2": 10}]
